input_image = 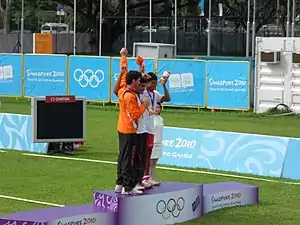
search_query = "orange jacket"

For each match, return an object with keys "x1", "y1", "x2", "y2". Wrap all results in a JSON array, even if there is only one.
[
  {"x1": 117, "y1": 88, "x2": 147, "y2": 134},
  {"x1": 120, "y1": 56, "x2": 128, "y2": 69},
  {"x1": 119, "y1": 56, "x2": 128, "y2": 90},
  {"x1": 119, "y1": 72, "x2": 127, "y2": 90}
]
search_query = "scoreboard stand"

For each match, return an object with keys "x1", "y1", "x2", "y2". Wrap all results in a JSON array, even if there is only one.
[{"x1": 31, "y1": 95, "x2": 86, "y2": 155}]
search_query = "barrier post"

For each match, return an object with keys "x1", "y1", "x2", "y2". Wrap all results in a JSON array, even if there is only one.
[
  {"x1": 21, "y1": 54, "x2": 25, "y2": 97},
  {"x1": 66, "y1": 55, "x2": 69, "y2": 95},
  {"x1": 109, "y1": 57, "x2": 112, "y2": 103}
]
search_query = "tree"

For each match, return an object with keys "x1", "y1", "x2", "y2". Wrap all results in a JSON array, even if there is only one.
[
  {"x1": 8, "y1": 0, "x2": 58, "y2": 32},
  {"x1": 56, "y1": 0, "x2": 193, "y2": 53},
  {"x1": 219, "y1": 0, "x2": 300, "y2": 35},
  {"x1": 0, "y1": 0, "x2": 13, "y2": 33}
]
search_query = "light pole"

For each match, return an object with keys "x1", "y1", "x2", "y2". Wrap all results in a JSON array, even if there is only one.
[
  {"x1": 20, "y1": 0, "x2": 24, "y2": 53},
  {"x1": 251, "y1": 0, "x2": 256, "y2": 57},
  {"x1": 291, "y1": 0, "x2": 295, "y2": 37},
  {"x1": 276, "y1": 0, "x2": 280, "y2": 34},
  {"x1": 73, "y1": 0, "x2": 77, "y2": 55},
  {"x1": 149, "y1": 0, "x2": 152, "y2": 43},
  {"x1": 99, "y1": 0, "x2": 103, "y2": 55},
  {"x1": 124, "y1": 0, "x2": 127, "y2": 48},
  {"x1": 286, "y1": 0, "x2": 290, "y2": 37},
  {"x1": 246, "y1": 0, "x2": 250, "y2": 57},
  {"x1": 174, "y1": 0, "x2": 177, "y2": 55},
  {"x1": 207, "y1": 0, "x2": 211, "y2": 56}
]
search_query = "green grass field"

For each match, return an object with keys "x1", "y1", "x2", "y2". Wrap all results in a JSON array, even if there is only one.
[{"x1": 1, "y1": 100, "x2": 300, "y2": 224}]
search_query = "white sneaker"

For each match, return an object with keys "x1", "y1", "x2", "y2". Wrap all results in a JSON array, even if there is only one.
[
  {"x1": 135, "y1": 183, "x2": 145, "y2": 190},
  {"x1": 141, "y1": 180, "x2": 153, "y2": 188},
  {"x1": 149, "y1": 179, "x2": 161, "y2": 186},
  {"x1": 115, "y1": 185, "x2": 123, "y2": 193},
  {"x1": 121, "y1": 187, "x2": 143, "y2": 195}
]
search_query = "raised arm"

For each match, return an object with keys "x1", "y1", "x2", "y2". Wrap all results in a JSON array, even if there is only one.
[
  {"x1": 160, "y1": 83, "x2": 171, "y2": 103},
  {"x1": 159, "y1": 71, "x2": 171, "y2": 103},
  {"x1": 113, "y1": 53, "x2": 128, "y2": 96},
  {"x1": 136, "y1": 56, "x2": 145, "y2": 74},
  {"x1": 113, "y1": 70, "x2": 127, "y2": 96}
]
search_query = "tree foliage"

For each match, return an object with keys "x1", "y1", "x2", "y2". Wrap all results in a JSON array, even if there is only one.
[
  {"x1": 0, "y1": 0, "x2": 13, "y2": 33},
  {"x1": 1, "y1": 0, "x2": 299, "y2": 51},
  {"x1": 219, "y1": 0, "x2": 300, "y2": 34}
]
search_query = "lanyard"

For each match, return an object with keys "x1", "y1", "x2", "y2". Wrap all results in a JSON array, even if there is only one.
[
  {"x1": 127, "y1": 86, "x2": 136, "y2": 92},
  {"x1": 136, "y1": 94, "x2": 141, "y2": 106},
  {"x1": 147, "y1": 90, "x2": 155, "y2": 109}
]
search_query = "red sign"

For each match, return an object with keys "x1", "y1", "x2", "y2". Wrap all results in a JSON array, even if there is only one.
[{"x1": 45, "y1": 96, "x2": 76, "y2": 103}]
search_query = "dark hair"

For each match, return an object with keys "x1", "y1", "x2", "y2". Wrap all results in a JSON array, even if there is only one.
[
  {"x1": 126, "y1": 71, "x2": 142, "y2": 85},
  {"x1": 147, "y1": 72, "x2": 158, "y2": 82},
  {"x1": 140, "y1": 77, "x2": 147, "y2": 84}
]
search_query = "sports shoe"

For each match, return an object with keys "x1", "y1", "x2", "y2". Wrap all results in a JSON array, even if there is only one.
[
  {"x1": 142, "y1": 175, "x2": 150, "y2": 181},
  {"x1": 141, "y1": 179, "x2": 153, "y2": 188},
  {"x1": 115, "y1": 185, "x2": 123, "y2": 193},
  {"x1": 135, "y1": 183, "x2": 145, "y2": 190},
  {"x1": 121, "y1": 187, "x2": 143, "y2": 195},
  {"x1": 149, "y1": 179, "x2": 161, "y2": 186}
]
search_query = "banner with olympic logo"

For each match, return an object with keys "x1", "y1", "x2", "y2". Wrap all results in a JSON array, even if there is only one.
[
  {"x1": 0, "y1": 54, "x2": 22, "y2": 96},
  {"x1": 110, "y1": 57, "x2": 155, "y2": 102},
  {"x1": 24, "y1": 54, "x2": 67, "y2": 97},
  {"x1": 206, "y1": 61, "x2": 250, "y2": 110},
  {"x1": 69, "y1": 56, "x2": 110, "y2": 101},
  {"x1": 156, "y1": 197, "x2": 185, "y2": 219},
  {"x1": 156, "y1": 59, "x2": 206, "y2": 107}
]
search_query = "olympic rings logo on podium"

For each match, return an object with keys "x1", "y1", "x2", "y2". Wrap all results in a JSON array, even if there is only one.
[
  {"x1": 73, "y1": 69, "x2": 105, "y2": 88},
  {"x1": 156, "y1": 197, "x2": 185, "y2": 219}
]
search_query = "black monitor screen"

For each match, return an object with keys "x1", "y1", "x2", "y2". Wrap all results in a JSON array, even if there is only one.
[{"x1": 36, "y1": 100, "x2": 84, "y2": 140}]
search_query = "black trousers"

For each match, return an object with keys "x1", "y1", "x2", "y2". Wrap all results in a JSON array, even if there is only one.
[
  {"x1": 135, "y1": 133, "x2": 148, "y2": 183},
  {"x1": 116, "y1": 132, "x2": 138, "y2": 191}
]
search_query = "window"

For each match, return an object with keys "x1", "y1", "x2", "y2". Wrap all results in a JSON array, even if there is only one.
[
  {"x1": 41, "y1": 26, "x2": 50, "y2": 30},
  {"x1": 57, "y1": 27, "x2": 67, "y2": 32}
]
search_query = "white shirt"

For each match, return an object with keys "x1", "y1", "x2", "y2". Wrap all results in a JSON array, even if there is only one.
[
  {"x1": 140, "y1": 89, "x2": 163, "y2": 134},
  {"x1": 153, "y1": 115, "x2": 164, "y2": 146},
  {"x1": 136, "y1": 94, "x2": 148, "y2": 134}
]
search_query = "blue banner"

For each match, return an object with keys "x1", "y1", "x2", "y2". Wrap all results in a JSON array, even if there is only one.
[
  {"x1": 160, "y1": 127, "x2": 288, "y2": 177},
  {"x1": 24, "y1": 54, "x2": 67, "y2": 97},
  {"x1": 0, "y1": 113, "x2": 47, "y2": 153},
  {"x1": 0, "y1": 54, "x2": 22, "y2": 96},
  {"x1": 206, "y1": 61, "x2": 249, "y2": 109},
  {"x1": 69, "y1": 56, "x2": 110, "y2": 101},
  {"x1": 111, "y1": 57, "x2": 155, "y2": 102},
  {"x1": 282, "y1": 139, "x2": 300, "y2": 180},
  {"x1": 157, "y1": 59, "x2": 206, "y2": 107}
]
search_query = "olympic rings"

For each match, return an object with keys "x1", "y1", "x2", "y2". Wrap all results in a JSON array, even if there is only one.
[
  {"x1": 73, "y1": 69, "x2": 105, "y2": 88},
  {"x1": 156, "y1": 197, "x2": 185, "y2": 219}
]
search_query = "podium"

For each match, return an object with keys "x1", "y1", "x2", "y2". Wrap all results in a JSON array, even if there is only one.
[
  {"x1": 0, "y1": 204, "x2": 116, "y2": 225},
  {"x1": 0, "y1": 181, "x2": 259, "y2": 225},
  {"x1": 93, "y1": 182, "x2": 203, "y2": 225}
]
